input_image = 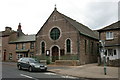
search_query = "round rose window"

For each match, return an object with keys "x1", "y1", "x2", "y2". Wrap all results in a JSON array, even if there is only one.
[{"x1": 50, "y1": 28, "x2": 60, "y2": 40}]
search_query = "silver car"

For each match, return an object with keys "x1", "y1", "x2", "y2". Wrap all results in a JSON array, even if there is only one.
[{"x1": 17, "y1": 57, "x2": 47, "y2": 72}]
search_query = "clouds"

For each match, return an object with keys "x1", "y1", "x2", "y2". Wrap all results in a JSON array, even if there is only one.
[
  {"x1": 0, "y1": 0, "x2": 119, "y2": 34},
  {"x1": 83, "y1": 2, "x2": 118, "y2": 30}
]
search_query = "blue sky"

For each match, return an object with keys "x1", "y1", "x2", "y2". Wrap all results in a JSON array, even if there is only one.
[{"x1": 0, "y1": 0, "x2": 119, "y2": 34}]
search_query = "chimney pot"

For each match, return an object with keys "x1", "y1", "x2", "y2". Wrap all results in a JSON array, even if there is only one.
[
  {"x1": 5, "y1": 27, "x2": 12, "y2": 31},
  {"x1": 18, "y1": 23, "x2": 21, "y2": 30}
]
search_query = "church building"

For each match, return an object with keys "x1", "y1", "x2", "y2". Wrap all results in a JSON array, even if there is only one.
[{"x1": 36, "y1": 7, "x2": 99, "y2": 65}]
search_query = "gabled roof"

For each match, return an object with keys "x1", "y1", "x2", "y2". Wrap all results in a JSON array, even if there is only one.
[
  {"x1": 37, "y1": 9, "x2": 98, "y2": 40},
  {"x1": 98, "y1": 21, "x2": 120, "y2": 32},
  {"x1": 9, "y1": 34, "x2": 36, "y2": 43},
  {"x1": 58, "y1": 12, "x2": 98, "y2": 39}
]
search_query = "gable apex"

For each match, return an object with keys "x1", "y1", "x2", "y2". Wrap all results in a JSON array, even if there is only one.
[
  {"x1": 98, "y1": 21, "x2": 120, "y2": 32},
  {"x1": 36, "y1": 8, "x2": 60, "y2": 36},
  {"x1": 36, "y1": 9, "x2": 98, "y2": 39}
]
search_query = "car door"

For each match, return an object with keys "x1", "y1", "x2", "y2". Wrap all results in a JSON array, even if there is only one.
[
  {"x1": 24, "y1": 58, "x2": 30, "y2": 69},
  {"x1": 21, "y1": 58, "x2": 28, "y2": 69},
  {"x1": 19, "y1": 58, "x2": 25, "y2": 68}
]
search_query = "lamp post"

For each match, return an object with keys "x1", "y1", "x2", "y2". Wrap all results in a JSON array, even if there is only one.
[{"x1": 99, "y1": 40, "x2": 107, "y2": 75}]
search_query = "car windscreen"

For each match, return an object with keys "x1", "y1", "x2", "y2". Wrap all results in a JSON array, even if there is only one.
[{"x1": 29, "y1": 58, "x2": 39, "y2": 63}]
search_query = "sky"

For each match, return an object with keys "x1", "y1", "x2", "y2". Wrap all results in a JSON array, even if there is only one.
[{"x1": 0, "y1": 0, "x2": 119, "y2": 34}]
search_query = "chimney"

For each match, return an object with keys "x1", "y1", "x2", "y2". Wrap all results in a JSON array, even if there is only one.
[
  {"x1": 17, "y1": 23, "x2": 25, "y2": 37},
  {"x1": 18, "y1": 23, "x2": 21, "y2": 30},
  {"x1": 5, "y1": 27, "x2": 12, "y2": 31}
]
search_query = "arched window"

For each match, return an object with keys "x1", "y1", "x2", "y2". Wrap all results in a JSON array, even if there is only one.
[
  {"x1": 50, "y1": 28, "x2": 60, "y2": 40},
  {"x1": 41, "y1": 42, "x2": 45, "y2": 54},
  {"x1": 66, "y1": 39, "x2": 71, "y2": 53}
]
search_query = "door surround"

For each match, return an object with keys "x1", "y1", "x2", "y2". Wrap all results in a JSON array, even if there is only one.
[{"x1": 50, "y1": 45, "x2": 60, "y2": 62}]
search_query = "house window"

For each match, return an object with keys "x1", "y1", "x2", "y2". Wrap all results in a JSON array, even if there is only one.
[
  {"x1": 105, "y1": 50, "x2": 107, "y2": 56},
  {"x1": 85, "y1": 40, "x2": 87, "y2": 54},
  {"x1": 108, "y1": 49, "x2": 113, "y2": 56},
  {"x1": 16, "y1": 43, "x2": 19, "y2": 50},
  {"x1": 114, "y1": 50, "x2": 117, "y2": 55},
  {"x1": 97, "y1": 43, "x2": 99, "y2": 54},
  {"x1": 106, "y1": 32, "x2": 113, "y2": 40},
  {"x1": 66, "y1": 39, "x2": 71, "y2": 53},
  {"x1": 41, "y1": 42, "x2": 45, "y2": 54},
  {"x1": 22, "y1": 43, "x2": 25, "y2": 49},
  {"x1": 17, "y1": 54, "x2": 22, "y2": 59},
  {"x1": 88, "y1": 40, "x2": 90, "y2": 53},
  {"x1": 91, "y1": 42, "x2": 94, "y2": 55},
  {"x1": 9, "y1": 53, "x2": 12, "y2": 60},
  {"x1": 50, "y1": 28, "x2": 60, "y2": 40},
  {"x1": 30, "y1": 42, "x2": 34, "y2": 49}
]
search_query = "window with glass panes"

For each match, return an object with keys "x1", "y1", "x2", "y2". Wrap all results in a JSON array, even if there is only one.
[
  {"x1": 22, "y1": 43, "x2": 25, "y2": 49},
  {"x1": 16, "y1": 43, "x2": 19, "y2": 50},
  {"x1": 30, "y1": 42, "x2": 34, "y2": 49},
  {"x1": 106, "y1": 32, "x2": 113, "y2": 40},
  {"x1": 50, "y1": 28, "x2": 60, "y2": 40},
  {"x1": 41, "y1": 42, "x2": 45, "y2": 54},
  {"x1": 66, "y1": 39, "x2": 71, "y2": 53},
  {"x1": 85, "y1": 40, "x2": 87, "y2": 54}
]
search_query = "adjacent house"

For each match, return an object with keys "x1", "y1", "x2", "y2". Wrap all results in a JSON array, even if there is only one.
[
  {"x1": 1, "y1": 27, "x2": 18, "y2": 61},
  {"x1": 9, "y1": 34, "x2": 36, "y2": 61},
  {"x1": 98, "y1": 21, "x2": 120, "y2": 64},
  {"x1": 36, "y1": 7, "x2": 99, "y2": 65},
  {"x1": 1, "y1": 23, "x2": 36, "y2": 61}
]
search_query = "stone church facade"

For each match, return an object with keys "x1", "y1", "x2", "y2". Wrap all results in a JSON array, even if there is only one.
[{"x1": 36, "y1": 8, "x2": 99, "y2": 65}]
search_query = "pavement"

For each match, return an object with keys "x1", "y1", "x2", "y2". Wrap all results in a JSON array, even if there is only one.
[{"x1": 48, "y1": 63, "x2": 120, "y2": 79}]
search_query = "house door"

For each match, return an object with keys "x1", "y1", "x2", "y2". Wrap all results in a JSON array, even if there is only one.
[
  {"x1": 52, "y1": 46, "x2": 59, "y2": 62},
  {"x1": 24, "y1": 53, "x2": 28, "y2": 57},
  {"x1": 4, "y1": 52, "x2": 6, "y2": 61}
]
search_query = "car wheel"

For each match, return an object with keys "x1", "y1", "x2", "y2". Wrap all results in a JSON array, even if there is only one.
[
  {"x1": 29, "y1": 66, "x2": 33, "y2": 72},
  {"x1": 18, "y1": 65, "x2": 22, "y2": 70},
  {"x1": 44, "y1": 69, "x2": 47, "y2": 72}
]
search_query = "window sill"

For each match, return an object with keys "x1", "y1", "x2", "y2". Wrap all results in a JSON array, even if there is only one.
[{"x1": 106, "y1": 38, "x2": 114, "y2": 41}]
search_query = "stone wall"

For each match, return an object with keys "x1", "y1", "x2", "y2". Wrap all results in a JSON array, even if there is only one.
[
  {"x1": 55, "y1": 60, "x2": 80, "y2": 66},
  {"x1": 107, "y1": 59, "x2": 120, "y2": 67}
]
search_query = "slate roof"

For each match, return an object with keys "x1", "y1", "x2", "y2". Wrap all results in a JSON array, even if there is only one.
[
  {"x1": 98, "y1": 21, "x2": 120, "y2": 32},
  {"x1": 58, "y1": 12, "x2": 98, "y2": 39},
  {"x1": 9, "y1": 34, "x2": 36, "y2": 43},
  {"x1": 0, "y1": 30, "x2": 17, "y2": 37}
]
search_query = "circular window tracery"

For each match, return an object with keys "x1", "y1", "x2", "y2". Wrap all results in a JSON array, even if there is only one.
[{"x1": 50, "y1": 28, "x2": 60, "y2": 40}]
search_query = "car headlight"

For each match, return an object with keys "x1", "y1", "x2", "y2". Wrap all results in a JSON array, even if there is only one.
[
  {"x1": 34, "y1": 65, "x2": 40, "y2": 68},
  {"x1": 44, "y1": 65, "x2": 47, "y2": 68}
]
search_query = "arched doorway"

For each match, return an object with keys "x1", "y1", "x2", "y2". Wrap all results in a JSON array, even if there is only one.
[
  {"x1": 4, "y1": 52, "x2": 6, "y2": 61},
  {"x1": 52, "y1": 46, "x2": 59, "y2": 62},
  {"x1": 3, "y1": 49, "x2": 6, "y2": 61}
]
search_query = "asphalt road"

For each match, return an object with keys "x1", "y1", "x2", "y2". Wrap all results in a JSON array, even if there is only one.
[{"x1": 2, "y1": 62, "x2": 81, "y2": 80}]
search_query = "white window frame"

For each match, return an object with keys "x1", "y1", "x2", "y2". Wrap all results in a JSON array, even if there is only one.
[
  {"x1": 106, "y1": 32, "x2": 113, "y2": 40},
  {"x1": 16, "y1": 43, "x2": 19, "y2": 50},
  {"x1": 22, "y1": 43, "x2": 25, "y2": 49},
  {"x1": 9, "y1": 53, "x2": 12, "y2": 60},
  {"x1": 17, "y1": 53, "x2": 23, "y2": 59}
]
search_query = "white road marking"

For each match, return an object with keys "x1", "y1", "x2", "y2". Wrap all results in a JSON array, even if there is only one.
[
  {"x1": 61, "y1": 75, "x2": 78, "y2": 79},
  {"x1": 20, "y1": 74, "x2": 33, "y2": 79},
  {"x1": 44, "y1": 72, "x2": 57, "y2": 75}
]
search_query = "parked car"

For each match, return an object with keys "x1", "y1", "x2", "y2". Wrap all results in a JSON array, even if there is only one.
[{"x1": 17, "y1": 57, "x2": 47, "y2": 72}]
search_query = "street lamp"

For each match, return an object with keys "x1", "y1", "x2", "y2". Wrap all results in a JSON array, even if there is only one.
[{"x1": 99, "y1": 40, "x2": 107, "y2": 75}]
